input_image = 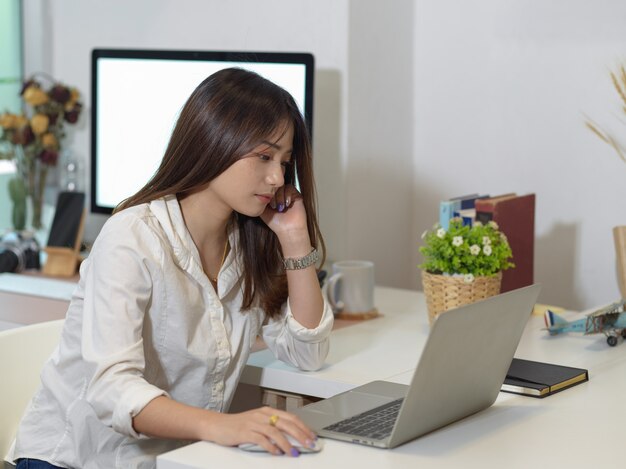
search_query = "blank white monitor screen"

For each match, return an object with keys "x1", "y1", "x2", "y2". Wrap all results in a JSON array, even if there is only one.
[{"x1": 91, "y1": 49, "x2": 314, "y2": 214}]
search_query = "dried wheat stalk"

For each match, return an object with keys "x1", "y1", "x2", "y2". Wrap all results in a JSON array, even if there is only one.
[{"x1": 586, "y1": 64, "x2": 626, "y2": 165}]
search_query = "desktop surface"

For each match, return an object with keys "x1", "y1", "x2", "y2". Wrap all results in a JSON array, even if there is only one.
[
  {"x1": 158, "y1": 287, "x2": 625, "y2": 468},
  {"x1": 240, "y1": 287, "x2": 427, "y2": 399}
]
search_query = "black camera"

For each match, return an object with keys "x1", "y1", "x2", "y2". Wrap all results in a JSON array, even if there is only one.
[{"x1": 0, "y1": 231, "x2": 41, "y2": 273}]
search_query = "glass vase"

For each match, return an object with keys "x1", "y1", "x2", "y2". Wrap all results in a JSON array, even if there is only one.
[{"x1": 12, "y1": 144, "x2": 49, "y2": 230}]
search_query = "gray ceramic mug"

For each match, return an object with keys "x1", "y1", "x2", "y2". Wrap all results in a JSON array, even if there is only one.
[{"x1": 325, "y1": 260, "x2": 375, "y2": 314}]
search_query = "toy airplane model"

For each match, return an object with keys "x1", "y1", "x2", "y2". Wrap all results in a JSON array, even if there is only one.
[{"x1": 544, "y1": 300, "x2": 626, "y2": 347}]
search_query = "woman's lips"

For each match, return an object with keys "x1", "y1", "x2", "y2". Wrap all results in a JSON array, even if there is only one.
[{"x1": 256, "y1": 194, "x2": 273, "y2": 204}]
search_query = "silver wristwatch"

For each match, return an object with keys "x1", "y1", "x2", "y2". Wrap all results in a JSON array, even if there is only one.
[{"x1": 283, "y1": 248, "x2": 319, "y2": 270}]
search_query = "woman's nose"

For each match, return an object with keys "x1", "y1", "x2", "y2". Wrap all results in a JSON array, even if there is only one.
[{"x1": 266, "y1": 162, "x2": 285, "y2": 187}]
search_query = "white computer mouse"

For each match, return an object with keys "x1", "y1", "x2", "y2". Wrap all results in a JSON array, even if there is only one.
[{"x1": 238, "y1": 434, "x2": 324, "y2": 454}]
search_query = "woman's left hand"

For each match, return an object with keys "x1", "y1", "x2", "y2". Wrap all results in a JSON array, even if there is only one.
[
  {"x1": 260, "y1": 184, "x2": 308, "y2": 239},
  {"x1": 260, "y1": 185, "x2": 323, "y2": 330}
]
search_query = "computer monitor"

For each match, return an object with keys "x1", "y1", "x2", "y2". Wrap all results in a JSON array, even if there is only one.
[{"x1": 90, "y1": 49, "x2": 314, "y2": 214}]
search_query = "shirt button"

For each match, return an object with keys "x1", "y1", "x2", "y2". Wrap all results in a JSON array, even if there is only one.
[{"x1": 215, "y1": 382, "x2": 224, "y2": 392}]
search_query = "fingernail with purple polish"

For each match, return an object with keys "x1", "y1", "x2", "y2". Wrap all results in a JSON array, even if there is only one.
[
  {"x1": 277, "y1": 203, "x2": 284, "y2": 212},
  {"x1": 290, "y1": 447, "x2": 300, "y2": 457}
]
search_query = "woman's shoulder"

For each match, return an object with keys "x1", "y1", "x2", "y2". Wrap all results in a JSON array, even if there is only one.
[
  {"x1": 101, "y1": 203, "x2": 153, "y2": 232},
  {"x1": 95, "y1": 202, "x2": 166, "y2": 251}
]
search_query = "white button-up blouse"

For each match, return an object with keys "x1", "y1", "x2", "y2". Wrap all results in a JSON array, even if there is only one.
[{"x1": 12, "y1": 195, "x2": 333, "y2": 469}]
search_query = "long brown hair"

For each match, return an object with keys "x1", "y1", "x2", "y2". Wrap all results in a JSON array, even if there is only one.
[{"x1": 116, "y1": 68, "x2": 325, "y2": 317}]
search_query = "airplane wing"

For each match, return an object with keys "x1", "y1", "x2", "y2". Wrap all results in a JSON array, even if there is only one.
[
  {"x1": 584, "y1": 300, "x2": 626, "y2": 334},
  {"x1": 587, "y1": 300, "x2": 625, "y2": 318}
]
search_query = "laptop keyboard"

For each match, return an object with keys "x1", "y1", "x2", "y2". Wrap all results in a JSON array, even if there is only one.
[{"x1": 323, "y1": 398, "x2": 404, "y2": 440}]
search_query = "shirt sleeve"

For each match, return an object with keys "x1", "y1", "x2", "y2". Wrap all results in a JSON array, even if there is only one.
[
  {"x1": 261, "y1": 296, "x2": 334, "y2": 371},
  {"x1": 80, "y1": 214, "x2": 168, "y2": 439}
]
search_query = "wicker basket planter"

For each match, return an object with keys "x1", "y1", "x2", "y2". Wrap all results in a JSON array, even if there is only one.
[{"x1": 421, "y1": 270, "x2": 502, "y2": 325}]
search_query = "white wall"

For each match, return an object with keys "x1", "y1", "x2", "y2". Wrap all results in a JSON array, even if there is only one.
[
  {"x1": 23, "y1": 0, "x2": 351, "y2": 267},
  {"x1": 412, "y1": 0, "x2": 626, "y2": 309},
  {"x1": 345, "y1": 1, "x2": 416, "y2": 289},
  {"x1": 23, "y1": 0, "x2": 626, "y2": 310}
]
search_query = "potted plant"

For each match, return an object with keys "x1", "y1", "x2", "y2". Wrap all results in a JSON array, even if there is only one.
[{"x1": 419, "y1": 218, "x2": 514, "y2": 325}]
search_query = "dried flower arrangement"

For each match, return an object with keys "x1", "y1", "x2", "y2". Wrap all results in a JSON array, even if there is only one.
[{"x1": 0, "y1": 74, "x2": 83, "y2": 230}]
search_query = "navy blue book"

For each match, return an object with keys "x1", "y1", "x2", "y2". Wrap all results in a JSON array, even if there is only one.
[{"x1": 440, "y1": 194, "x2": 487, "y2": 230}]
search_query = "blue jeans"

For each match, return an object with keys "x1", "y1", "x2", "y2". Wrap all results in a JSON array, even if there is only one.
[{"x1": 15, "y1": 459, "x2": 66, "y2": 469}]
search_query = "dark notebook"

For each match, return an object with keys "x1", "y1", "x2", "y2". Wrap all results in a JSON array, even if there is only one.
[{"x1": 501, "y1": 358, "x2": 589, "y2": 398}]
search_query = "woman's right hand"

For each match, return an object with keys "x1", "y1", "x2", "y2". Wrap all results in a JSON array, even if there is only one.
[{"x1": 203, "y1": 406, "x2": 317, "y2": 456}]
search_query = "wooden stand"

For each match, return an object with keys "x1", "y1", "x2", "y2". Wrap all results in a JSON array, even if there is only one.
[
  {"x1": 335, "y1": 308, "x2": 381, "y2": 320},
  {"x1": 42, "y1": 246, "x2": 82, "y2": 277}
]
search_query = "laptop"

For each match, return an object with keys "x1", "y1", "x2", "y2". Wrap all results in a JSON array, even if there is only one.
[{"x1": 295, "y1": 284, "x2": 541, "y2": 448}]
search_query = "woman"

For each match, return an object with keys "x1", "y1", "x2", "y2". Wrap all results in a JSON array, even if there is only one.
[{"x1": 12, "y1": 68, "x2": 333, "y2": 468}]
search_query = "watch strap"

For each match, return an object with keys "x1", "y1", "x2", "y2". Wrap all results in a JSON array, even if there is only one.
[{"x1": 283, "y1": 248, "x2": 319, "y2": 270}]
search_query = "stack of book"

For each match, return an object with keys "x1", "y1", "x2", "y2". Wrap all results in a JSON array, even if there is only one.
[
  {"x1": 438, "y1": 193, "x2": 536, "y2": 293},
  {"x1": 438, "y1": 193, "x2": 488, "y2": 230}
]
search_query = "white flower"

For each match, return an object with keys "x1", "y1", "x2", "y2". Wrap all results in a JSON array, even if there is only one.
[
  {"x1": 464, "y1": 273, "x2": 475, "y2": 284},
  {"x1": 436, "y1": 228, "x2": 446, "y2": 238},
  {"x1": 488, "y1": 220, "x2": 499, "y2": 230},
  {"x1": 470, "y1": 244, "x2": 481, "y2": 255},
  {"x1": 474, "y1": 221, "x2": 483, "y2": 227},
  {"x1": 483, "y1": 245, "x2": 493, "y2": 256},
  {"x1": 482, "y1": 236, "x2": 491, "y2": 245},
  {"x1": 452, "y1": 236, "x2": 463, "y2": 247}
]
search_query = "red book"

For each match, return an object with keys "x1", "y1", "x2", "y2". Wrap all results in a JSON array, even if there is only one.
[{"x1": 475, "y1": 194, "x2": 535, "y2": 293}]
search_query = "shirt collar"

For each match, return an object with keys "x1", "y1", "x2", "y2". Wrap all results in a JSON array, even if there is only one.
[{"x1": 149, "y1": 195, "x2": 242, "y2": 297}]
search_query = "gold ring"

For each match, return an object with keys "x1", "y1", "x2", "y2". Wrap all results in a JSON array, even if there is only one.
[{"x1": 269, "y1": 414, "x2": 279, "y2": 426}]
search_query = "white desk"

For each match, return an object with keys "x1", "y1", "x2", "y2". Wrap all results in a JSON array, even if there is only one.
[
  {"x1": 158, "y1": 287, "x2": 626, "y2": 468},
  {"x1": 241, "y1": 287, "x2": 427, "y2": 399},
  {"x1": 0, "y1": 273, "x2": 74, "y2": 330}
]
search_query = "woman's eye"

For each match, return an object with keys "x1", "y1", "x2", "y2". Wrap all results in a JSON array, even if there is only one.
[
  {"x1": 257, "y1": 153, "x2": 271, "y2": 161},
  {"x1": 281, "y1": 160, "x2": 293, "y2": 168}
]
